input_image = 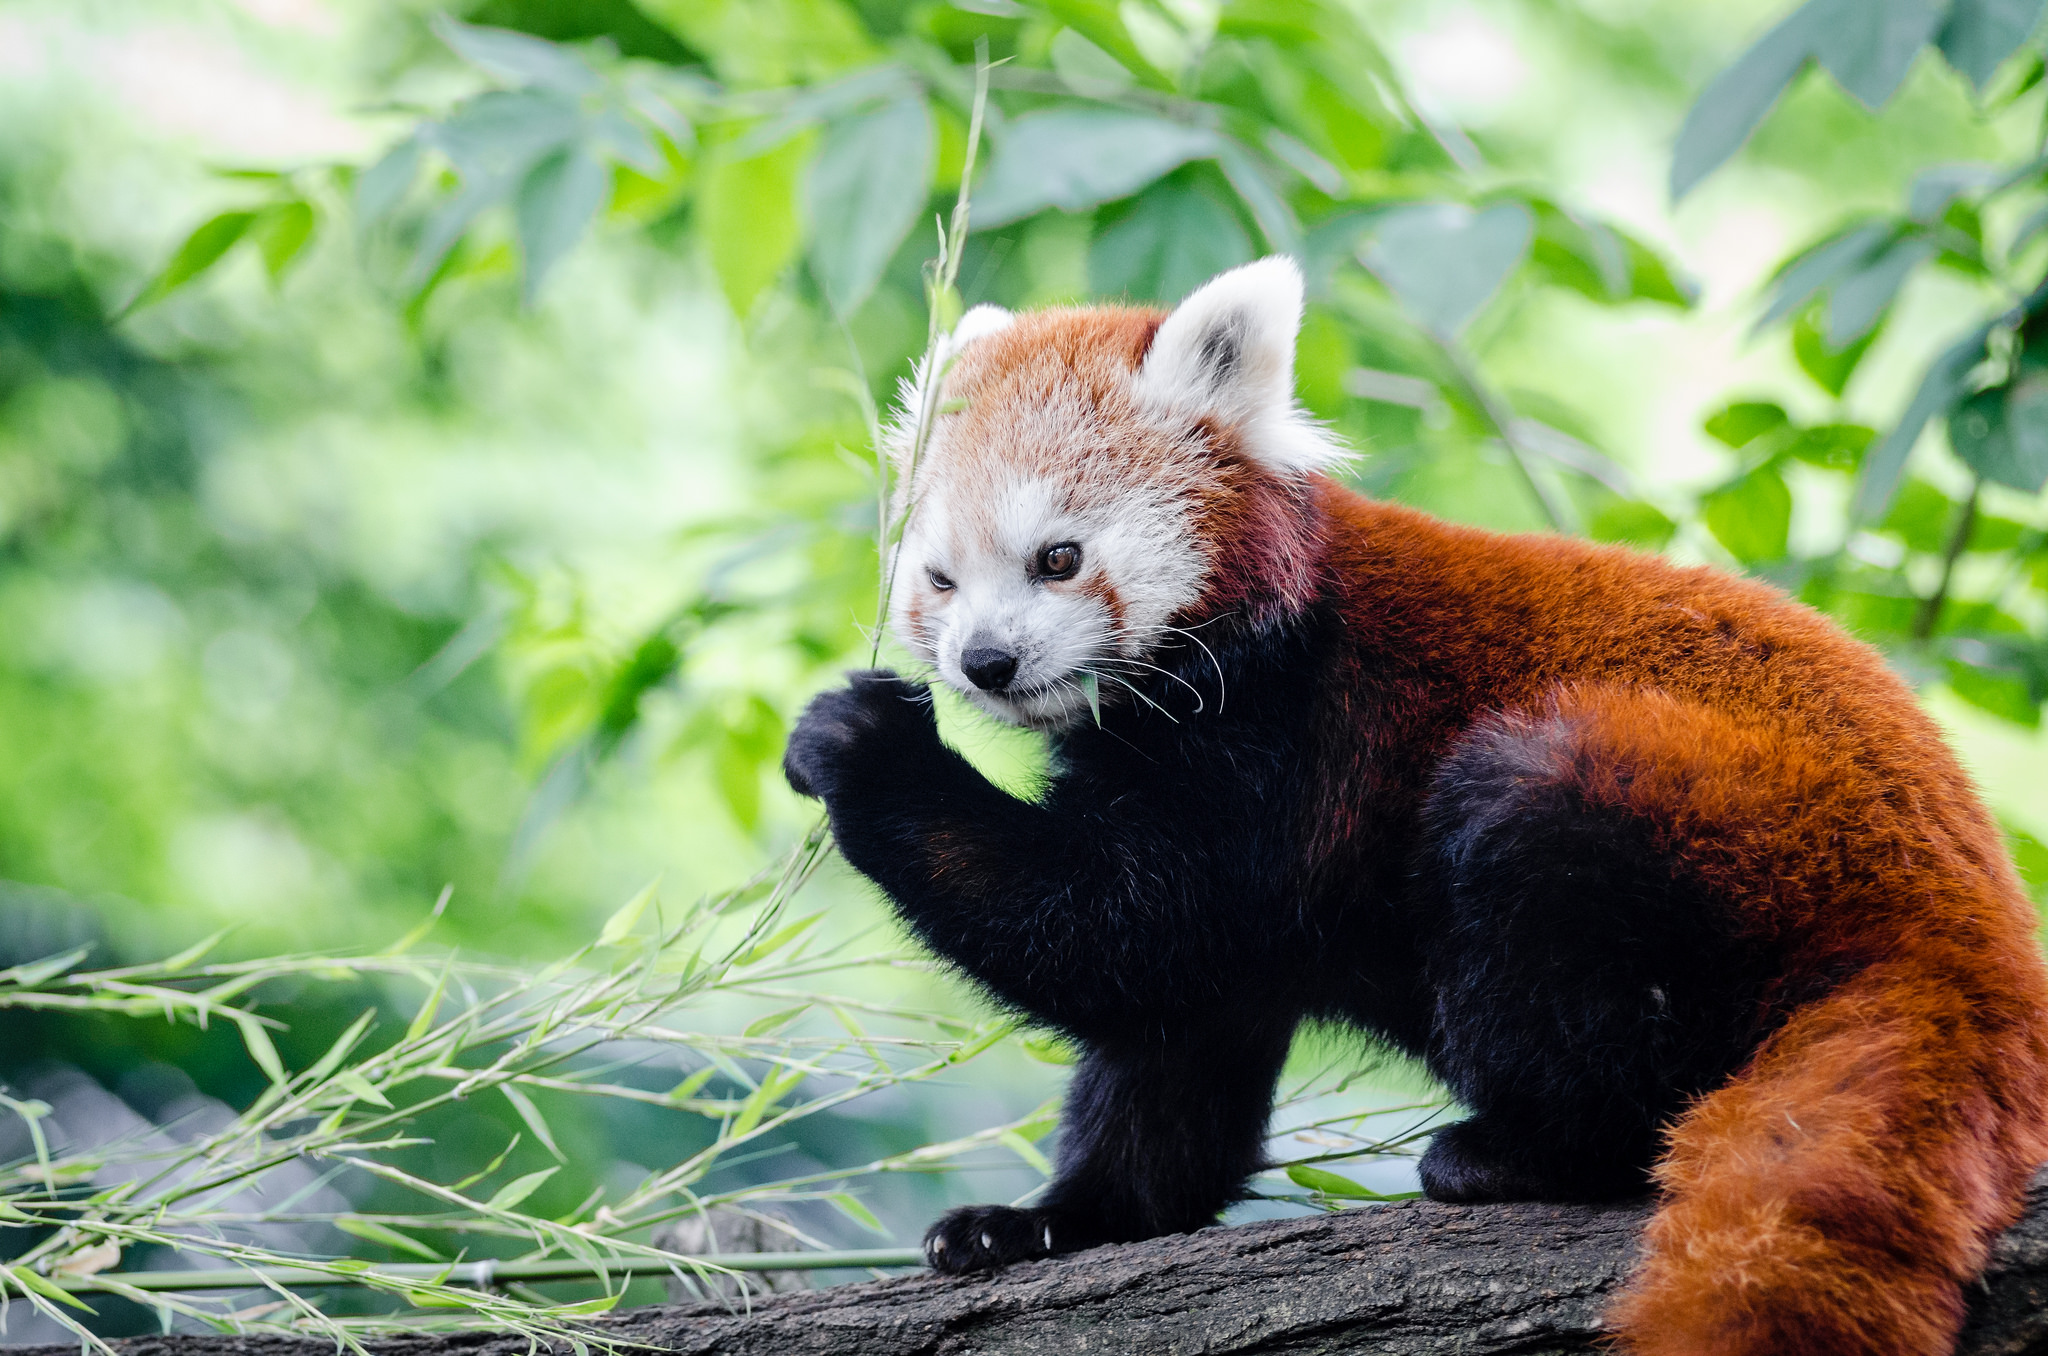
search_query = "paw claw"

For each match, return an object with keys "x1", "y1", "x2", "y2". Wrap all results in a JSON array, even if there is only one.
[{"x1": 922, "y1": 1205, "x2": 1066, "y2": 1274}]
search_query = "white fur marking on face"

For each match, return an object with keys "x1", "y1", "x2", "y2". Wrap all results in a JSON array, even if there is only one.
[
  {"x1": 884, "y1": 306, "x2": 1019, "y2": 471},
  {"x1": 1133, "y1": 255, "x2": 1347, "y2": 476}
]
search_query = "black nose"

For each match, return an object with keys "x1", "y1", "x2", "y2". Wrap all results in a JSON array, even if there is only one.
[{"x1": 960, "y1": 647, "x2": 1019, "y2": 692}]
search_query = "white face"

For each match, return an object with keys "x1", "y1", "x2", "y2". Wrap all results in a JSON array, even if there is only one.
[{"x1": 889, "y1": 463, "x2": 1206, "y2": 730}]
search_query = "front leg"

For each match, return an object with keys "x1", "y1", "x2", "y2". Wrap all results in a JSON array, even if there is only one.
[
  {"x1": 925, "y1": 1021, "x2": 1295, "y2": 1272},
  {"x1": 785, "y1": 671, "x2": 1240, "y2": 1027}
]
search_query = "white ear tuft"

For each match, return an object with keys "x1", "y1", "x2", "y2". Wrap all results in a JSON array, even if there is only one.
[
  {"x1": 1133, "y1": 256, "x2": 1345, "y2": 475},
  {"x1": 948, "y1": 304, "x2": 1016, "y2": 353}
]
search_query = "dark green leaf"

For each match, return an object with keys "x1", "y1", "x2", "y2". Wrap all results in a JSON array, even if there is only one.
[
  {"x1": 1704, "y1": 400, "x2": 1789, "y2": 448},
  {"x1": 1854, "y1": 322, "x2": 1993, "y2": 519},
  {"x1": 1758, "y1": 223, "x2": 1893, "y2": 331},
  {"x1": 1826, "y1": 236, "x2": 1935, "y2": 346},
  {"x1": 1671, "y1": 2, "x2": 1825, "y2": 199},
  {"x1": 1703, "y1": 465, "x2": 1793, "y2": 563},
  {"x1": 1215, "y1": 142, "x2": 1302, "y2": 254},
  {"x1": 1793, "y1": 306, "x2": 1881, "y2": 396},
  {"x1": 972, "y1": 110, "x2": 1222, "y2": 228},
  {"x1": 123, "y1": 211, "x2": 256, "y2": 314},
  {"x1": 1937, "y1": 0, "x2": 2048, "y2": 88},
  {"x1": 1360, "y1": 201, "x2": 1533, "y2": 337},
  {"x1": 806, "y1": 95, "x2": 934, "y2": 316},
  {"x1": 1813, "y1": 0, "x2": 1946, "y2": 108},
  {"x1": 1090, "y1": 180, "x2": 1253, "y2": 304},
  {"x1": 1949, "y1": 374, "x2": 2048, "y2": 492},
  {"x1": 515, "y1": 144, "x2": 610, "y2": 303},
  {"x1": 428, "y1": 89, "x2": 585, "y2": 178},
  {"x1": 252, "y1": 201, "x2": 315, "y2": 281}
]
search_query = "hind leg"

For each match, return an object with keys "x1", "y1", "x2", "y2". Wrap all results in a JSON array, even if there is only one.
[{"x1": 1415, "y1": 689, "x2": 1779, "y2": 1203}]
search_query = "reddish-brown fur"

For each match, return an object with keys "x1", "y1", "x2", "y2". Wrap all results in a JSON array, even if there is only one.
[
  {"x1": 910, "y1": 302, "x2": 2048, "y2": 1350},
  {"x1": 1307, "y1": 485, "x2": 2048, "y2": 1354}
]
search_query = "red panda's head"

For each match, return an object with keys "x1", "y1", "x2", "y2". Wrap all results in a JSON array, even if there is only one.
[{"x1": 885, "y1": 257, "x2": 1343, "y2": 730}]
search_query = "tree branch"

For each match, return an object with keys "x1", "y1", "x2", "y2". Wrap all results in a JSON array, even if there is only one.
[{"x1": 34, "y1": 1168, "x2": 2048, "y2": 1356}]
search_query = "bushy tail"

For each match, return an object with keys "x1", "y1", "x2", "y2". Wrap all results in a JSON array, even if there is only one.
[{"x1": 1610, "y1": 954, "x2": 2048, "y2": 1356}]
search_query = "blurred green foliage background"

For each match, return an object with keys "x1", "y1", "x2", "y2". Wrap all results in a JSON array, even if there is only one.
[{"x1": 11, "y1": 0, "x2": 2048, "y2": 1326}]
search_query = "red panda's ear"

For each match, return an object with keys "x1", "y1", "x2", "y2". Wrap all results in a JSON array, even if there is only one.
[{"x1": 1134, "y1": 256, "x2": 1346, "y2": 475}]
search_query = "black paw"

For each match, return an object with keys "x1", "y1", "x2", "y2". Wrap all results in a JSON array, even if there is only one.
[
  {"x1": 782, "y1": 669, "x2": 938, "y2": 801},
  {"x1": 922, "y1": 1204, "x2": 1063, "y2": 1274},
  {"x1": 1418, "y1": 1118, "x2": 1551, "y2": 1203},
  {"x1": 1419, "y1": 1118, "x2": 1649, "y2": 1203}
]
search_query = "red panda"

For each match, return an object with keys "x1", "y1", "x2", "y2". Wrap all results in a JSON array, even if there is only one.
[{"x1": 782, "y1": 256, "x2": 2048, "y2": 1356}]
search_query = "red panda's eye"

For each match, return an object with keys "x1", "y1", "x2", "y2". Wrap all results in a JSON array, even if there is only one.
[
  {"x1": 928, "y1": 568, "x2": 955, "y2": 591},
  {"x1": 1036, "y1": 543, "x2": 1082, "y2": 580}
]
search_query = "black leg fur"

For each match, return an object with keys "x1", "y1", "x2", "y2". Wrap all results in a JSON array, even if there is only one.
[
  {"x1": 925, "y1": 1023, "x2": 1294, "y2": 1272},
  {"x1": 1414, "y1": 711, "x2": 1774, "y2": 1203}
]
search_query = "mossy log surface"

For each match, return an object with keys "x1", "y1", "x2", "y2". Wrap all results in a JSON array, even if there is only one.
[{"x1": 29, "y1": 1170, "x2": 2048, "y2": 1356}]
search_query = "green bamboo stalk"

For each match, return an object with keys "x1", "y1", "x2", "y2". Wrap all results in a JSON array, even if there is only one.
[{"x1": 54, "y1": 1250, "x2": 926, "y2": 1297}]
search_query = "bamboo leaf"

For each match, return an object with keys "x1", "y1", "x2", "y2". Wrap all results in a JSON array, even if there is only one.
[
  {"x1": 828, "y1": 1192, "x2": 890, "y2": 1235},
  {"x1": 734, "y1": 911, "x2": 824, "y2": 966},
  {"x1": 0, "y1": 946, "x2": 93, "y2": 989},
  {"x1": 8, "y1": 1265, "x2": 96, "y2": 1312},
  {"x1": 599, "y1": 878, "x2": 661, "y2": 947},
  {"x1": 334, "y1": 1216, "x2": 444, "y2": 1261},
  {"x1": 235, "y1": 1013, "x2": 288, "y2": 1085},
  {"x1": 501, "y1": 1083, "x2": 566, "y2": 1162},
  {"x1": 334, "y1": 1071, "x2": 393, "y2": 1108},
  {"x1": 742, "y1": 1003, "x2": 809, "y2": 1038},
  {"x1": 486, "y1": 1166, "x2": 559, "y2": 1212},
  {"x1": 122, "y1": 211, "x2": 257, "y2": 315}
]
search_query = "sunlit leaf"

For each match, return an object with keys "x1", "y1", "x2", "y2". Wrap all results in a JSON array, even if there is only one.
[
  {"x1": 829, "y1": 1192, "x2": 891, "y2": 1234},
  {"x1": 252, "y1": 200, "x2": 316, "y2": 282},
  {"x1": 1588, "y1": 499, "x2": 1677, "y2": 548},
  {"x1": 699, "y1": 134, "x2": 807, "y2": 317},
  {"x1": 335, "y1": 1216, "x2": 444, "y2": 1260},
  {"x1": 1704, "y1": 401, "x2": 1789, "y2": 448},
  {"x1": 806, "y1": 94, "x2": 933, "y2": 315},
  {"x1": 1794, "y1": 308, "x2": 1882, "y2": 397},
  {"x1": 486, "y1": 1165, "x2": 559, "y2": 1212},
  {"x1": 123, "y1": 211, "x2": 257, "y2": 315},
  {"x1": 599, "y1": 877, "x2": 661, "y2": 946},
  {"x1": 973, "y1": 109, "x2": 1222, "y2": 228},
  {"x1": 1703, "y1": 465, "x2": 1793, "y2": 563},
  {"x1": 1284, "y1": 1164, "x2": 1375, "y2": 1198},
  {"x1": 8, "y1": 1265, "x2": 95, "y2": 1313},
  {"x1": 735, "y1": 910, "x2": 824, "y2": 965}
]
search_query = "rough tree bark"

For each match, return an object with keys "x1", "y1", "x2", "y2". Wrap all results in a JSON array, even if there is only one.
[{"x1": 33, "y1": 1170, "x2": 2048, "y2": 1356}]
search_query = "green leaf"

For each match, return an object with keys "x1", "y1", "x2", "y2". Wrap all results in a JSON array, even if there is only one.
[
  {"x1": 1090, "y1": 179, "x2": 1253, "y2": 305},
  {"x1": 356, "y1": 137, "x2": 423, "y2": 224},
  {"x1": 1783, "y1": 423, "x2": 1875, "y2": 471},
  {"x1": 1759, "y1": 223, "x2": 1894, "y2": 332},
  {"x1": 1078, "y1": 669, "x2": 1103, "y2": 727},
  {"x1": 235, "y1": 1014, "x2": 287, "y2": 1085},
  {"x1": 699, "y1": 134, "x2": 807, "y2": 318},
  {"x1": 973, "y1": 110, "x2": 1222, "y2": 228},
  {"x1": 405, "y1": 957, "x2": 455, "y2": 1043},
  {"x1": 335, "y1": 1215, "x2": 444, "y2": 1261},
  {"x1": 728, "y1": 1065, "x2": 805, "y2": 1139},
  {"x1": 1703, "y1": 465, "x2": 1793, "y2": 563},
  {"x1": 805, "y1": 95, "x2": 933, "y2": 316},
  {"x1": 8, "y1": 1265, "x2": 95, "y2": 1313},
  {"x1": 1285, "y1": 1164, "x2": 1376, "y2": 1198},
  {"x1": 123, "y1": 211, "x2": 257, "y2": 314},
  {"x1": 1360, "y1": 201, "x2": 1533, "y2": 338},
  {"x1": 599, "y1": 877, "x2": 661, "y2": 947},
  {"x1": 515, "y1": 144, "x2": 610, "y2": 304},
  {"x1": 160, "y1": 929, "x2": 230, "y2": 973},
  {"x1": 1938, "y1": 0, "x2": 2048, "y2": 88},
  {"x1": 735, "y1": 910, "x2": 824, "y2": 965},
  {"x1": 250, "y1": 200, "x2": 315, "y2": 282},
  {"x1": 1793, "y1": 308, "x2": 1881, "y2": 397},
  {"x1": 334, "y1": 1070, "x2": 393, "y2": 1108},
  {"x1": 436, "y1": 16, "x2": 600, "y2": 94},
  {"x1": 501, "y1": 1083, "x2": 566, "y2": 1161},
  {"x1": 1855, "y1": 322, "x2": 1993, "y2": 520},
  {"x1": 1881, "y1": 478, "x2": 1956, "y2": 552},
  {"x1": 1019, "y1": 1031, "x2": 1079, "y2": 1064},
  {"x1": 2007, "y1": 825, "x2": 2048, "y2": 899},
  {"x1": 1813, "y1": 0, "x2": 1946, "y2": 108},
  {"x1": 828, "y1": 1192, "x2": 890, "y2": 1235},
  {"x1": 1947, "y1": 657, "x2": 2039, "y2": 725},
  {"x1": 302, "y1": 1009, "x2": 376, "y2": 1085},
  {"x1": 1703, "y1": 401, "x2": 1789, "y2": 448},
  {"x1": 742, "y1": 1003, "x2": 810, "y2": 1037},
  {"x1": 998, "y1": 1129, "x2": 1053, "y2": 1176},
  {"x1": 0, "y1": 946, "x2": 93, "y2": 989},
  {"x1": 1949, "y1": 368, "x2": 2048, "y2": 493},
  {"x1": 667, "y1": 1067, "x2": 717, "y2": 1101},
  {"x1": 1587, "y1": 499, "x2": 1677, "y2": 549},
  {"x1": 1826, "y1": 236, "x2": 1935, "y2": 347},
  {"x1": 1671, "y1": 2, "x2": 1825, "y2": 199},
  {"x1": 486, "y1": 1165, "x2": 559, "y2": 1212}
]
